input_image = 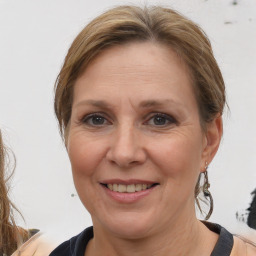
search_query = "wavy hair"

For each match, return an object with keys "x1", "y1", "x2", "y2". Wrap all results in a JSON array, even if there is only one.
[{"x1": 0, "y1": 130, "x2": 29, "y2": 255}]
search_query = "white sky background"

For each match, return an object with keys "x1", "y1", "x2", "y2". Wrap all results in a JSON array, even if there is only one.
[{"x1": 0, "y1": 0, "x2": 256, "y2": 242}]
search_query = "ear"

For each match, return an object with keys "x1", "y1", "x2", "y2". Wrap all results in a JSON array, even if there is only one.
[
  {"x1": 200, "y1": 115, "x2": 223, "y2": 172},
  {"x1": 64, "y1": 122, "x2": 71, "y2": 151}
]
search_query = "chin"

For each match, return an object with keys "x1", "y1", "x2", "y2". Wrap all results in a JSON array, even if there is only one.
[{"x1": 96, "y1": 212, "x2": 156, "y2": 239}]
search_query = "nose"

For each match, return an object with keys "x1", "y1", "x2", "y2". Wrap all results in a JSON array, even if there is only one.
[{"x1": 106, "y1": 124, "x2": 147, "y2": 168}]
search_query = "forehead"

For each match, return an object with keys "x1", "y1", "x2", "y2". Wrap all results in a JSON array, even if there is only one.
[
  {"x1": 79, "y1": 41, "x2": 191, "y2": 79},
  {"x1": 73, "y1": 41, "x2": 196, "y2": 109}
]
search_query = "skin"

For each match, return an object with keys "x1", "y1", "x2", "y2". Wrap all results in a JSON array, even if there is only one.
[{"x1": 67, "y1": 42, "x2": 223, "y2": 256}]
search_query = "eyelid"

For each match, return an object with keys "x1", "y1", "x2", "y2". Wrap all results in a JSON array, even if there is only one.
[
  {"x1": 81, "y1": 112, "x2": 112, "y2": 125},
  {"x1": 78, "y1": 111, "x2": 177, "y2": 126},
  {"x1": 144, "y1": 112, "x2": 177, "y2": 125}
]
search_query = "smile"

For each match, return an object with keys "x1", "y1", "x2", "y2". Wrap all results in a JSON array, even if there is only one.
[
  {"x1": 106, "y1": 184, "x2": 157, "y2": 193},
  {"x1": 100, "y1": 181, "x2": 159, "y2": 203},
  {"x1": 101, "y1": 183, "x2": 159, "y2": 193}
]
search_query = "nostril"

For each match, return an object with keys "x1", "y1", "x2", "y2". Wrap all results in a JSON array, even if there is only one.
[
  {"x1": 129, "y1": 160, "x2": 141, "y2": 165},
  {"x1": 107, "y1": 156, "x2": 144, "y2": 168}
]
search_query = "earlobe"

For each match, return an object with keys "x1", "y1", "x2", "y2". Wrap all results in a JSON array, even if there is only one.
[{"x1": 201, "y1": 115, "x2": 223, "y2": 171}]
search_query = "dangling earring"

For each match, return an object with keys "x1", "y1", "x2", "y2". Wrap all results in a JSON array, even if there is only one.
[
  {"x1": 203, "y1": 165, "x2": 210, "y2": 197},
  {"x1": 203, "y1": 162, "x2": 213, "y2": 220}
]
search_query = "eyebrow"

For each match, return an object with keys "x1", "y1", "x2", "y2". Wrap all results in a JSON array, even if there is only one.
[
  {"x1": 139, "y1": 99, "x2": 178, "y2": 108},
  {"x1": 74, "y1": 100, "x2": 111, "y2": 109},
  {"x1": 74, "y1": 99, "x2": 183, "y2": 109}
]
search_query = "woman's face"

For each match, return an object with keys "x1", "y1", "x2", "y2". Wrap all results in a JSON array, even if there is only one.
[{"x1": 67, "y1": 42, "x2": 220, "y2": 238}]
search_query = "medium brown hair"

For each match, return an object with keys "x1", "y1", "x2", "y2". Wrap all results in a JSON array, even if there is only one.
[
  {"x1": 54, "y1": 5, "x2": 226, "y2": 219},
  {"x1": 0, "y1": 131, "x2": 29, "y2": 255}
]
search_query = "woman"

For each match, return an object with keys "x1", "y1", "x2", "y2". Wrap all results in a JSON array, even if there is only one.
[
  {"x1": 0, "y1": 130, "x2": 55, "y2": 255},
  {"x1": 50, "y1": 5, "x2": 256, "y2": 256}
]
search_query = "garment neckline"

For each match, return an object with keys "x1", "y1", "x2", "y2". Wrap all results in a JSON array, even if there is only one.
[
  {"x1": 74, "y1": 222, "x2": 234, "y2": 256},
  {"x1": 202, "y1": 221, "x2": 234, "y2": 256}
]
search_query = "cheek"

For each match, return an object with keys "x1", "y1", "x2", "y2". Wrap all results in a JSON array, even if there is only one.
[
  {"x1": 150, "y1": 136, "x2": 203, "y2": 207},
  {"x1": 67, "y1": 134, "x2": 107, "y2": 213},
  {"x1": 149, "y1": 135, "x2": 203, "y2": 181},
  {"x1": 67, "y1": 134, "x2": 105, "y2": 178}
]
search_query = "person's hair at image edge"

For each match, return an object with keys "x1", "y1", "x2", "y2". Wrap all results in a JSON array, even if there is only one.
[
  {"x1": 54, "y1": 5, "x2": 226, "y2": 220},
  {"x1": 0, "y1": 131, "x2": 29, "y2": 255}
]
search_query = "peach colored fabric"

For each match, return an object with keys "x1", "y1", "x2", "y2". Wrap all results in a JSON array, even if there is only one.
[
  {"x1": 11, "y1": 232, "x2": 56, "y2": 256},
  {"x1": 230, "y1": 236, "x2": 256, "y2": 256}
]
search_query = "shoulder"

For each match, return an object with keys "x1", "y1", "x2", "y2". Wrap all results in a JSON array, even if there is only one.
[
  {"x1": 246, "y1": 242, "x2": 256, "y2": 256},
  {"x1": 203, "y1": 221, "x2": 256, "y2": 256},
  {"x1": 231, "y1": 236, "x2": 256, "y2": 256},
  {"x1": 11, "y1": 232, "x2": 58, "y2": 256}
]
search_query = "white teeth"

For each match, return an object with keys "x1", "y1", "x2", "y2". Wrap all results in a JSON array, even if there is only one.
[
  {"x1": 113, "y1": 184, "x2": 118, "y2": 192},
  {"x1": 106, "y1": 183, "x2": 153, "y2": 193},
  {"x1": 127, "y1": 184, "x2": 135, "y2": 193},
  {"x1": 135, "y1": 184, "x2": 142, "y2": 192},
  {"x1": 118, "y1": 184, "x2": 126, "y2": 193}
]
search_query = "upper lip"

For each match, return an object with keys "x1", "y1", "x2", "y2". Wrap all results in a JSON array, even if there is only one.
[{"x1": 99, "y1": 179, "x2": 159, "y2": 185}]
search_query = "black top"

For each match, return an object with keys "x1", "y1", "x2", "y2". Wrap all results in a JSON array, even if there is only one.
[{"x1": 49, "y1": 222, "x2": 233, "y2": 256}]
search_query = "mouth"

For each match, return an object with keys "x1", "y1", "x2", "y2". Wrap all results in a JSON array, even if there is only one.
[{"x1": 100, "y1": 183, "x2": 159, "y2": 193}]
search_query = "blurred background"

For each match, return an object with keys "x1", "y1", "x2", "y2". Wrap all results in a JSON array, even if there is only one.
[{"x1": 0, "y1": 0, "x2": 255, "y2": 242}]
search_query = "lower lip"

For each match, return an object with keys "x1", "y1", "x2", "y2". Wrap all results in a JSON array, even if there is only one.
[{"x1": 101, "y1": 185, "x2": 157, "y2": 203}]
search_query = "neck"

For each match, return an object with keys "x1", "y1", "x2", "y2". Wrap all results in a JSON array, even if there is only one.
[{"x1": 86, "y1": 212, "x2": 218, "y2": 256}]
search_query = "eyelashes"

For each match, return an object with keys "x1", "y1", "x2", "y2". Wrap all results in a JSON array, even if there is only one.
[
  {"x1": 80, "y1": 112, "x2": 178, "y2": 128},
  {"x1": 81, "y1": 113, "x2": 111, "y2": 126},
  {"x1": 145, "y1": 113, "x2": 177, "y2": 126}
]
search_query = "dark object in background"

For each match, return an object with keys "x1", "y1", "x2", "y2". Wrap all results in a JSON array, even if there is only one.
[{"x1": 247, "y1": 189, "x2": 256, "y2": 229}]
